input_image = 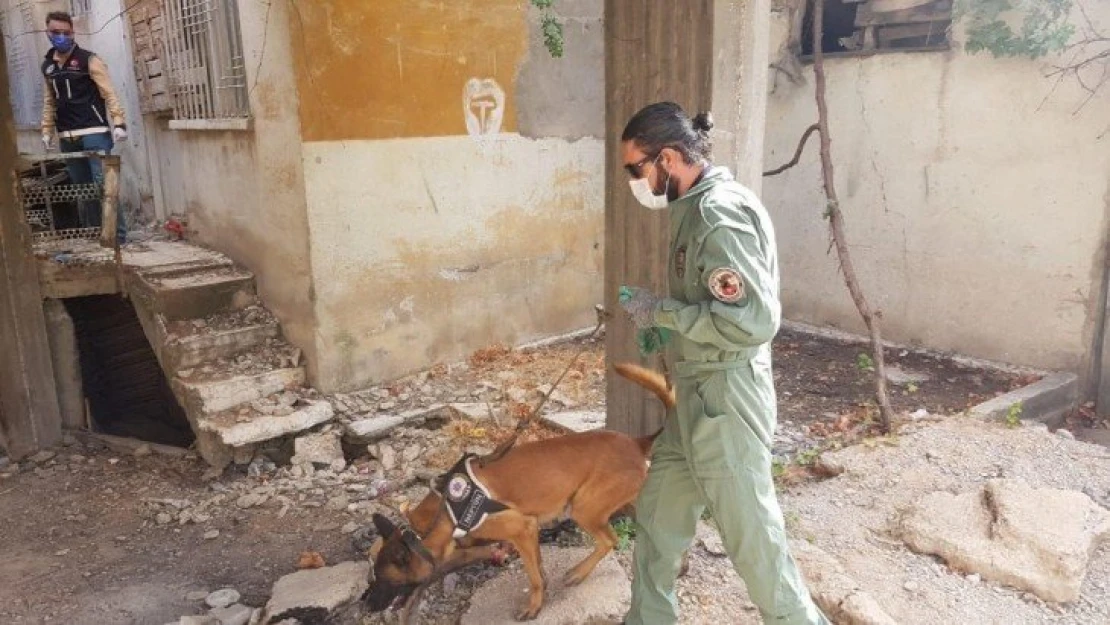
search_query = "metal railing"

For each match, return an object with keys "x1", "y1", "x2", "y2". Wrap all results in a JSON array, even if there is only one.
[
  {"x1": 161, "y1": 0, "x2": 249, "y2": 121},
  {"x1": 18, "y1": 151, "x2": 122, "y2": 252}
]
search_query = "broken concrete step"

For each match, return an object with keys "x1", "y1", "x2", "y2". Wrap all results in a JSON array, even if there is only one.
[
  {"x1": 173, "y1": 367, "x2": 306, "y2": 416},
  {"x1": 199, "y1": 398, "x2": 334, "y2": 448},
  {"x1": 163, "y1": 315, "x2": 281, "y2": 373},
  {"x1": 129, "y1": 265, "x2": 256, "y2": 321}
]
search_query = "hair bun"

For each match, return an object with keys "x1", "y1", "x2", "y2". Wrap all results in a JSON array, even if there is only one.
[{"x1": 692, "y1": 112, "x2": 714, "y2": 132}]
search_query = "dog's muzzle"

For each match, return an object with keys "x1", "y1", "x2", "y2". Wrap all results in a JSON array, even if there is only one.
[{"x1": 362, "y1": 579, "x2": 419, "y2": 612}]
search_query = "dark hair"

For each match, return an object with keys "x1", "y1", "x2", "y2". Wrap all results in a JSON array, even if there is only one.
[
  {"x1": 45, "y1": 11, "x2": 73, "y2": 27},
  {"x1": 621, "y1": 102, "x2": 714, "y2": 164}
]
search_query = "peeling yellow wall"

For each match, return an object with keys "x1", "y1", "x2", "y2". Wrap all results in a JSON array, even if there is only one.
[
  {"x1": 303, "y1": 136, "x2": 605, "y2": 392},
  {"x1": 290, "y1": 0, "x2": 527, "y2": 141}
]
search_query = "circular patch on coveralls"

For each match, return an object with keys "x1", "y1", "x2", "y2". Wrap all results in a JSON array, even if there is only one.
[
  {"x1": 707, "y1": 267, "x2": 744, "y2": 303},
  {"x1": 446, "y1": 474, "x2": 471, "y2": 502}
]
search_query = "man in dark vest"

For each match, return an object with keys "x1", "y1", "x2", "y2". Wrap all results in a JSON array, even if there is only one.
[{"x1": 40, "y1": 11, "x2": 128, "y2": 243}]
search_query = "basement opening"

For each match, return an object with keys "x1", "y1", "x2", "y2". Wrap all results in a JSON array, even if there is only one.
[{"x1": 63, "y1": 295, "x2": 195, "y2": 448}]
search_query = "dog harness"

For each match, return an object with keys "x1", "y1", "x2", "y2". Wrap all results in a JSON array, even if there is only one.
[{"x1": 431, "y1": 453, "x2": 508, "y2": 538}]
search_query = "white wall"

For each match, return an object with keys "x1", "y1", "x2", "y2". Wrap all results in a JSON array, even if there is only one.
[{"x1": 763, "y1": 6, "x2": 1110, "y2": 379}]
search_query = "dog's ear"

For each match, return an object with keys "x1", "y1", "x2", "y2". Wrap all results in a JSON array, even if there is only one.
[
  {"x1": 368, "y1": 536, "x2": 384, "y2": 560},
  {"x1": 372, "y1": 513, "x2": 398, "y2": 538}
]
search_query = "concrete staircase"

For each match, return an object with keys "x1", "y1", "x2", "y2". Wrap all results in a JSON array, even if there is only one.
[{"x1": 126, "y1": 252, "x2": 332, "y2": 469}]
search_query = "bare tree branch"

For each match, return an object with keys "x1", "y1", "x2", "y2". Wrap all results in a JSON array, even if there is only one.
[
  {"x1": 764, "y1": 123, "x2": 820, "y2": 177},
  {"x1": 812, "y1": 0, "x2": 895, "y2": 433}
]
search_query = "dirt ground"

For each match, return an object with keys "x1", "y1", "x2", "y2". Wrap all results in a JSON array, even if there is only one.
[{"x1": 0, "y1": 328, "x2": 1070, "y2": 625}]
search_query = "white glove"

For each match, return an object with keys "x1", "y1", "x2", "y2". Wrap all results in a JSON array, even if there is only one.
[
  {"x1": 112, "y1": 126, "x2": 128, "y2": 141},
  {"x1": 42, "y1": 133, "x2": 54, "y2": 151}
]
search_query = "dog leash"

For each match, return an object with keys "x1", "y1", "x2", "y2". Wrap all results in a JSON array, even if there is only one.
[{"x1": 476, "y1": 304, "x2": 609, "y2": 468}]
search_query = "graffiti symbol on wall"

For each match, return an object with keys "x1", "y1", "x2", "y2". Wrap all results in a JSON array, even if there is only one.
[{"x1": 463, "y1": 78, "x2": 505, "y2": 139}]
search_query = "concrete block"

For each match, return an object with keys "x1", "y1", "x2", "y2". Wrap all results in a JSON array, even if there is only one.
[
  {"x1": 174, "y1": 368, "x2": 306, "y2": 416},
  {"x1": 130, "y1": 266, "x2": 256, "y2": 321},
  {"x1": 200, "y1": 400, "x2": 334, "y2": 447},
  {"x1": 969, "y1": 372, "x2": 1078, "y2": 427}
]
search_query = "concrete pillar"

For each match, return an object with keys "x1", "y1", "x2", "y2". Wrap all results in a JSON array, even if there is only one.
[
  {"x1": 604, "y1": 0, "x2": 773, "y2": 436},
  {"x1": 44, "y1": 299, "x2": 87, "y2": 430},
  {"x1": 0, "y1": 37, "x2": 63, "y2": 458},
  {"x1": 711, "y1": 0, "x2": 772, "y2": 194}
]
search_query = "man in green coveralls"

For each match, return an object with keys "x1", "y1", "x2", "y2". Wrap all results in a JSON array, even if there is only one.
[{"x1": 617, "y1": 102, "x2": 830, "y2": 625}]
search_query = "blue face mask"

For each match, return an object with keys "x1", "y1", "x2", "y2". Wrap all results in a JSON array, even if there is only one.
[{"x1": 49, "y1": 33, "x2": 75, "y2": 53}]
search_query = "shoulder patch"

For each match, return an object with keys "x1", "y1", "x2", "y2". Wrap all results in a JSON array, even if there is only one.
[{"x1": 707, "y1": 267, "x2": 744, "y2": 303}]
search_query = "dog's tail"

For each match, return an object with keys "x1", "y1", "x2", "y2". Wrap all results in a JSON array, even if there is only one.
[{"x1": 613, "y1": 363, "x2": 675, "y2": 455}]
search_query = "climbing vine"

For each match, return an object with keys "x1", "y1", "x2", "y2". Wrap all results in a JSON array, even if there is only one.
[
  {"x1": 956, "y1": 0, "x2": 1075, "y2": 59},
  {"x1": 531, "y1": 0, "x2": 565, "y2": 58}
]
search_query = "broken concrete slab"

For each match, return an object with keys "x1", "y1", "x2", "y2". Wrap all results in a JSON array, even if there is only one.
[
  {"x1": 790, "y1": 540, "x2": 897, "y2": 625},
  {"x1": 199, "y1": 400, "x2": 333, "y2": 448},
  {"x1": 541, "y1": 410, "x2": 605, "y2": 434},
  {"x1": 173, "y1": 368, "x2": 306, "y2": 416},
  {"x1": 343, "y1": 415, "x2": 406, "y2": 443},
  {"x1": 460, "y1": 546, "x2": 629, "y2": 624},
  {"x1": 291, "y1": 431, "x2": 344, "y2": 467},
  {"x1": 969, "y1": 372, "x2": 1078, "y2": 428},
  {"x1": 258, "y1": 561, "x2": 369, "y2": 625},
  {"x1": 447, "y1": 402, "x2": 493, "y2": 420},
  {"x1": 900, "y1": 478, "x2": 1110, "y2": 603}
]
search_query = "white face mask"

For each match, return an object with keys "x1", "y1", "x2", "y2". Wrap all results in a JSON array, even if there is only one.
[{"x1": 628, "y1": 155, "x2": 671, "y2": 210}]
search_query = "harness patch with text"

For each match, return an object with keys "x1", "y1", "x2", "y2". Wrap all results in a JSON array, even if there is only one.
[
  {"x1": 431, "y1": 454, "x2": 509, "y2": 538},
  {"x1": 674, "y1": 246, "x2": 687, "y2": 279}
]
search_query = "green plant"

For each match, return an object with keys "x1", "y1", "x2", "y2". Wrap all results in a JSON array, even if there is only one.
[
  {"x1": 956, "y1": 0, "x2": 1075, "y2": 59},
  {"x1": 856, "y1": 353, "x2": 875, "y2": 372},
  {"x1": 796, "y1": 447, "x2": 821, "y2": 466},
  {"x1": 531, "y1": 0, "x2": 565, "y2": 58},
  {"x1": 612, "y1": 517, "x2": 636, "y2": 551},
  {"x1": 772, "y1": 459, "x2": 786, "y2": 479},
  {"x1": 1005, "y1": 401, "x2": 1023, "y2": 428}
]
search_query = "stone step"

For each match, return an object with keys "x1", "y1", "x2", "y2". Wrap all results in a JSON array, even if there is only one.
[
  {"x1": 129, "y1": 264, "x2": 256, "y2": 321},
  {"x1": 161, "y1": 306, "x2": 281, "y2": 373},
  {"x1": 171, "y1": 340, "x2": 306, "y2": 416},
  {"x1": 198, "y1": 396, "x2": 334, "y2": 448}
]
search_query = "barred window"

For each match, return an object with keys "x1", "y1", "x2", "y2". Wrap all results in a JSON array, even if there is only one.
[{"x1": 161, "y1": 0, "x2": 249, "y2": 125}]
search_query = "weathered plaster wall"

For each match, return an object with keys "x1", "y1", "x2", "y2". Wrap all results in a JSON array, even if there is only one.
[
  {"x1": 292, "y1": 0, "x2": 605, "y2": 391},
  {"x1": 763, "y1": 5, "x2": 1110, "y2": 378},
  {"x1": 151, "y1": 1, "x2": 320, "y2": 382}
]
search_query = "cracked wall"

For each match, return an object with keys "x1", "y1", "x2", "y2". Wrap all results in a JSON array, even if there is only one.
[
  {"x1": 763, "y1": 4, "x2": 1110, "y2": 377},
  {"x1": 290, "y1": 1, "x2": 605, "y2": 391}
]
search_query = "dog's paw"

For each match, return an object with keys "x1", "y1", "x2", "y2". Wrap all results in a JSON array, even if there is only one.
[
  {"x1": 515, "y1": 603, "x2": 542, "y2": 621},
  {"x1": 562, "y1": 569, "x2": 587, "y2": 587}
]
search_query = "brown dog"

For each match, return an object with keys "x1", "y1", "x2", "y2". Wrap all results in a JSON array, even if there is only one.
[{"x1": 363, "y1": 362, "x2": 674, "y2": 621}]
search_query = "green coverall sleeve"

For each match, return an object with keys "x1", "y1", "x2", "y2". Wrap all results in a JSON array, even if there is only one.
[{"x1": 652, "y1": 225, "x2": 781, "y2": 350}]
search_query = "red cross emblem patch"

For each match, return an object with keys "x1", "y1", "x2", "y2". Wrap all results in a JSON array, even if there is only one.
[{"x1": 708, "y1": 267, "x2": 744, "y2": 303}]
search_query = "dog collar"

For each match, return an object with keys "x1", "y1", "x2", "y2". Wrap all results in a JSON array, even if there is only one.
[{"x1": 431, "y1": 453, "x2": 509, "y2": 538}]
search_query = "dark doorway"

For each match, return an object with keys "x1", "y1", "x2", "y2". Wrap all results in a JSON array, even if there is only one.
[{"x1": 63, "y1": 295, "x2": 194, "y2": 447}]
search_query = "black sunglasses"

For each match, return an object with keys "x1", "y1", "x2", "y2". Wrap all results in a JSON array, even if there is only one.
[{"x1": 623, "y1": 153, "x2": 656, "y2": 179}]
